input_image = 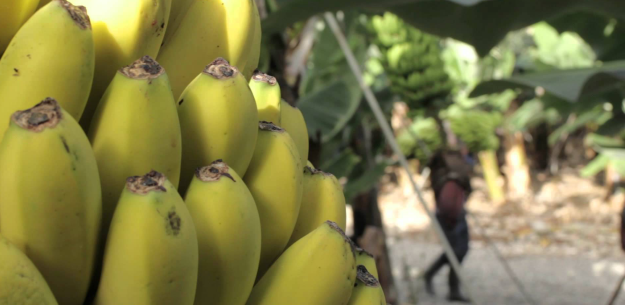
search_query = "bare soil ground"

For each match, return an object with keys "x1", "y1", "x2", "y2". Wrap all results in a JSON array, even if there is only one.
[{"x1": 372, "y1": 164, "x2": 625, "y2": 305}]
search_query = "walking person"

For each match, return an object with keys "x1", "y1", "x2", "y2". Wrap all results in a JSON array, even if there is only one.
[{"x1": 422, "y1": 149, "x2": 473, "y2": 303}]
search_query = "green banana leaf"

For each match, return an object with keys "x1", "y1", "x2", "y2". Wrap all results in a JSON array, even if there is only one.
[
  {"x1": 298, "y1": 78, "x2": 362, "y2": 143},
  {"x1": 585, "y1": 133, "x2": 625, "y2": 148},
  {"x1": 263, "y1": 0, "x2": 625, "y2": 57},
  {"x1": 547, "y1": 105, "x2": 611, "y2": 146},
  {"x1": 549, "y1": 12, "x2": 625, "y2": 61},
  {"x1": 469, "y1": 61, "x2": 625, "y2": 102},
  {"x1": 343, "y1": 159, "x2": 394, "y2": 201},
  {"x1": 580, "y1": 153, "x2": 610, "y2": 177},
  {"x1": 319, "y1": 147, "x2": 362, "y2": 179}
]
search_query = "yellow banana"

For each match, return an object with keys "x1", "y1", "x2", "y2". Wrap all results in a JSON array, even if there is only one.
[
  {"x1": 249, "y1": 71, "x2": 282, "y2": 125},
  {"x1": 94, "y1": 171, "x2": 198, "y2": 305},
  {"x1": 0, "y1": 234, "x2": 58, "y2": 305},
  {"x1": 0, "y1": 0, "x2": 40, "y2": 53},
  {"x1": 241, "y1": 0, "x2": 261, "y2": 81},
  {"x1": 287, "y1": 166, "x2": 346, "y2": 246},
  {"x1": 0, "y1": 0, "x2": 94, "y2": 144},
  {"x1": 183, "y1": 160, "x2": 261, "y2": 305},
  {"x1": 87, "y1": 55, "x2": 181, "y2": 242},
  {"x1": 163, "y1": 0, "x2": 194, "y2": 44},
  {"x1": 36, "y1": 0, "x2": 52, "y2": 9},
  {"x1": 177, "y1": 58, "x2": 258, "y2": 193},
  {"x1": 346, "y1": 265, "x2": 387, "y2": 305},
  {"x1": 157, "y1": 0, "x2": 257, "y2": 99},
  {"x1": 278, "y1": 99, "x2": 309, "y2": 169},
  {"x1": 246, "y1": 221, "x2": 357, "y2": 305},
  {"x1": 72, "y1": 0, "x2": 172, "y2": 131},
  {"x1": 355, "y1": 248, "x2": 379, "y2": 279},
  {"x1": 0, "y1": 98, "x2": 102, "y2": 305},
  {"x1": 307, "y1": 160, "x2": 315, "y2": 167},
  {"x1": 243, "y1": 121, "x2": 303, "y2": 279}
]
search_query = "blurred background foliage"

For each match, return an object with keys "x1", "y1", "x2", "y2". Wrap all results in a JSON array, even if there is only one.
[
  {"x1": 257, "y1": 1, "x2": 625, "y2": 202},
  {"x1": 257, "y1": 0, "x2": 625, "y2": 300}
]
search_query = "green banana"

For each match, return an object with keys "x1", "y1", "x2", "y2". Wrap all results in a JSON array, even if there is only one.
[
  {"x1": 0, "y1": 0, "x2": 94, "y2": 144},
  {"x1": 94, "y1": 171, "x2": 198, "y2": 305},
  {"x1": 246, "y1": 221, "x2": 357, "y2": 305},
  {"x1": 346, "y1": 265, "x2": 387, "y2": 305},
  {"x1": 87, "y1": 55, "x2": 181, "y2": 241},
  {"x1": 184, "y1": 160, "x2": 261, "y2": 305},
  {"x1": 287, "y1": 166, "x2": 346, "y2": 246},
  {"x1": 0, "y1": 98, "x2": 102, "y2": 305},
  {"x1": 249, "y1": 71, "x2": 281, "y2": 125},
  {"x1": 177, "y1": 57, "x2": 258, "y2": 193},
  {"x1": 243, "y1": 121, "x2": 303, "y2": 280},
  {"x1": 278, "y1": 99, "x2": 309, "y2": 169}
]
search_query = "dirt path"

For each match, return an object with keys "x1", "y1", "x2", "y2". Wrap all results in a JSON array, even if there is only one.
[
  {"x1": 389, "y1": 238, "x2": 625, "y2": 305},
  {"x1": 374, "y1": 166, "x2": 625, "y2": 304}
]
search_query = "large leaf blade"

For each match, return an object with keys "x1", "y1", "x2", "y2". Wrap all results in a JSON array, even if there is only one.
[
  {"x1": 262, "y1": 0, "x2": 625, "y2": 56},
  {"x1": 470, "y1": 61, "x2": 625, "y2": 102},
  {"x1": 298, "y1": 78, "x2": 363, "y2": 142}
]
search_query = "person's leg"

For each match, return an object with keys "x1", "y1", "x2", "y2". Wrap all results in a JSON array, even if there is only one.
[
  {"x1": 424, "y1": 252, "x2": 448, "y2": 295},
  {"x1": 448, "y1": 216, "x2": 471, "y2": 302},
  {"x1": 424, "y1": 214, "x2": 454, "y2": 295}
]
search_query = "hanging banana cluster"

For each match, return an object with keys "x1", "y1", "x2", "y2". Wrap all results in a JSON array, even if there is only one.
[
  {"x1": 397, "y1": 116, "x2": 443, "y2": 162},
  {"x1": 0, "y1": 1, "x2": 387, "y2": 304},
  {"x1": 449, "y1": 110, "x2": 502, "y2": 153},
  {"x1": 368, "y1": 12, "x2": 453, "y2": 110}
]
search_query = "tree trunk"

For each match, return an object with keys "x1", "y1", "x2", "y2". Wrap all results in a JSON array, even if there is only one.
[
  {"x1": 604, "y1": 161, "x2": 619, "y2": 202},
  {"x1": 478, "y1": 150, "x2": 506, "y2": 205},
  {"x1": 504, "y1": 131, "x2": 531, "y2": 199}
]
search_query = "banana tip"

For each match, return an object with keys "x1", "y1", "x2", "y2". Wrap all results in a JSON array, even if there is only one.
[
  {"x1": 120, "y1": 56, "x2": 163, "y2": 79},
  {"x1": 126, "y1": 170, "x2": 168, "y2": 194},
  {"x1": 251, "y1": 70, "x2": 277, "y2": 85},
  {"x1": 304, "y1": 166, "x2": 333, "y2": 177},
  {"x1": 195, "y1": 160, "x2": 236, "y2": 182},
  {"x1": 204, "y1": 57, "x2": 239, "y2": 79},
  {"x1": 356, "y1": 265, "x2": 380, "y2": 287},
  {"x1": 258, "y1": 121, "x2": 284, "y2": 132},
  {"x1": 12, "y1": 97, "x2": 63, "y2": 131},
  {"x1": 59, "y1": 0, "x2": 91, "y2": 30}
]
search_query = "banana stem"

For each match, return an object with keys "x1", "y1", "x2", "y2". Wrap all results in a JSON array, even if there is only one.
[{"x1": 478, "y1": 150, "x2": 505, "y2": 204}]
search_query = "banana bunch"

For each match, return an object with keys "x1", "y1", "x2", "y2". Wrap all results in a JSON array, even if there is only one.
[
  {"x1": 449, "y1": 109, "x2": 502, "y2": 153},
  {"x1": 0, "y1": 1, "x2": 391, "y2": 304},
  {"x1": 368, "y1": 12, "x2": 453, "y2": 109},
  {"x1": 396, "y1": 116, "x2": 442, "y2": 163}
]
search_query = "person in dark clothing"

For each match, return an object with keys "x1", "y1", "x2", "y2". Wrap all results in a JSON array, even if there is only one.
[{"x1": 423, "y1": 150, "x2": 473, "y2": 303}]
